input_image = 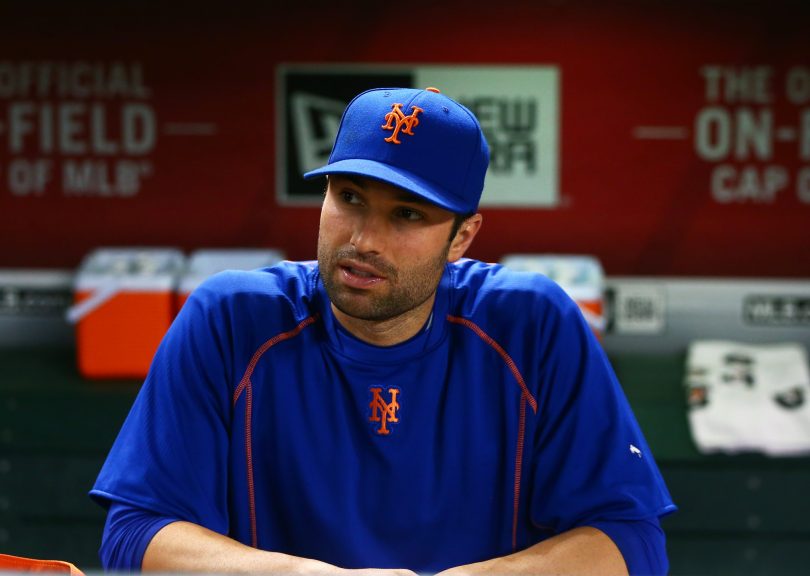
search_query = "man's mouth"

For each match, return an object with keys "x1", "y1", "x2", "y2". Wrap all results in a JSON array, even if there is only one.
[
  {"x1": 338, "y1": 260, "x2": 387, "y2": 288},
  {"x1": 344, "y1": 266, "x2": 375, "y2": 278}
]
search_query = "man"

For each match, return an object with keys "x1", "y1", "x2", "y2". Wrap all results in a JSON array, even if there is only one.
[{"x1": 91, "y1": 87, "x2": 676, "y2": 574}]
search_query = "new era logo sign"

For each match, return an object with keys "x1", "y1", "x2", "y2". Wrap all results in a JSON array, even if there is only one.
[{"x1": 290, "y1": 92, "x2": 345, "y2": 174}]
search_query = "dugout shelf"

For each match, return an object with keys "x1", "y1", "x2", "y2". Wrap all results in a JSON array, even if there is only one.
[{"x1": 612, "y1": 353, "x2": 810, "y2": 576}]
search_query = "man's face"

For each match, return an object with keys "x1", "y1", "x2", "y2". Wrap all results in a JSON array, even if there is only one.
[{"x1": 317, "y1": 175, "x2": 458, "y2": 323}]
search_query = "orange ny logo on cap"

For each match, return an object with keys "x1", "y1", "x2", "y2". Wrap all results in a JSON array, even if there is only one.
[
  {"x1": 381, "y1": 103, "x2": 423, "y2": 144},
  {"x1": 369, "y1": 386, "x2": 400, "y2": 435}
]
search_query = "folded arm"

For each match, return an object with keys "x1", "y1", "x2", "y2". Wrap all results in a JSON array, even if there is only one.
[
  {"x1": 435, "y1": 526, "x2": 627, "y2": 576},
  {"x1": 144, "y1": 520, "x2": 377, "y2": 574},
  {"x1": 436, "y1": 518, "x2": 667, "y2": 576},
  {"x1": 100, "y1": 501, "x2": 416, "y2": 575},
  {"x1": 101, "y1": 497, "x2": 665, "y2": 575}
]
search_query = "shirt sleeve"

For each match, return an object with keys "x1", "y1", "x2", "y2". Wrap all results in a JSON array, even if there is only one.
[
  {"x1": 99, "y1": 501, "x2": 179, "y2": 570},
  {"x1": 528, "y1": 283, "x2": 676, "y2": 536},
  {"x1": 590, "y1": 517, "x2": 669, "y2": 576},
  {"x1": 89, "y1": 276, "x2": 236, "y2": 536}
]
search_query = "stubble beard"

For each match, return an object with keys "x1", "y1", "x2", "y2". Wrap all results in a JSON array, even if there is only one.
[{"x1": 317, "y1": 240, "x2": 449, "y2": 323}]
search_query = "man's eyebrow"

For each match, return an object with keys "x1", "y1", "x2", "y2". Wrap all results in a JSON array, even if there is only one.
[
  {"x1": 334, "y1": 175, "x2": 430, "y2": 206},
  {"x1": 341, "y1": 175, "x2": 367, "y2": 189},
  {"x1": 394, "y1": 192, "x2": 432, "y2": 206}
]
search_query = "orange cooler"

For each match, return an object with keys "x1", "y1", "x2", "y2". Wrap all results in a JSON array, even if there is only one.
[{"x1": 68, "y1": 248, "x2": 185, "y2": 379}]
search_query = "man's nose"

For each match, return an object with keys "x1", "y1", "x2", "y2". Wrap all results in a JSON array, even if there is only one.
[{"x1": 350, "y1": 213, "x2": 387, "y2": 254}]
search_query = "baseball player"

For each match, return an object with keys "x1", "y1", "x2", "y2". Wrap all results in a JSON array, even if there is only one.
[{"x1": 90, "y1": 87, "x2": 676, "y2": 574}]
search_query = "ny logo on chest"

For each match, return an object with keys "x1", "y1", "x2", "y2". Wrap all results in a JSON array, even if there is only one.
[{"x1": 368, "y1": 386, "x2": 401, "y2": 435}]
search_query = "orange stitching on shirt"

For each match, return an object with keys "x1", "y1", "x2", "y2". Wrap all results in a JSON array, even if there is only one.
[
  {"x1": 244, "y1": 381, "x2": 256, "y2": 547},
  {"x1": 513, "y1": 393, "x2": 527, "y2": 551},
  {"x1": 232, "y1": 314, "x2": 319, "y2": 548},
  {"x1": 446, "y1": 314, "x2": 537, "y2": 552},
  {"x1": 233, "y1": 315, "x2": 319, "y2": 405},
  {"x1": 446, "y1": 315, "x2": 538, "y2": 412}
]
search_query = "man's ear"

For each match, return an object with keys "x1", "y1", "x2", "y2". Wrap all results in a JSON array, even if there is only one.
[{"x1": 447, "y1": 214, "x2": 483, "y2": 263}]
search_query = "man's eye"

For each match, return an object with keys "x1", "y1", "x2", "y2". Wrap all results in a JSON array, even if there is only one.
[
  {"x1": 397, "y1": 208, "x2": 423, "y2": 221},
  {"x1": 341, "y1": 191, "x2": 361, "y2": 204}
]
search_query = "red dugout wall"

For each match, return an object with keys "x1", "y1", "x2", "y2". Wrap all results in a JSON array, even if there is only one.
[{"x1": 1, "y1": 0, "x2": 808, "y2": 277}]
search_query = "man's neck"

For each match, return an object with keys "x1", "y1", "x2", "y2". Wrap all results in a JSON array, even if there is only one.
[{"x1": 331, "y1": 293, "x2": 436, "y2": 347}]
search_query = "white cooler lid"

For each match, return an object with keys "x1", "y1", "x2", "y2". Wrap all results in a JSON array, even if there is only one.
[{"x1": 179, "y1": 248, "x2": 285, "y2": 293}]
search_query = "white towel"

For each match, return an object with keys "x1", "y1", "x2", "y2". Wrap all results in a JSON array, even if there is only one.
[{"x1": 685, "y1": 340, "x2": 810, "y2": 456}]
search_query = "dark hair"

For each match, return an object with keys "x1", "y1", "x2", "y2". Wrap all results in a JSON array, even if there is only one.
[{"x1": 449, "y1": 212, "x2": 475, "y2": 242}]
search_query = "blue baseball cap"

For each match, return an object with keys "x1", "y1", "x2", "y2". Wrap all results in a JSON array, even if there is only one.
[{"x1": 303, "y1": 87, "x2": 489, "y2": 214}]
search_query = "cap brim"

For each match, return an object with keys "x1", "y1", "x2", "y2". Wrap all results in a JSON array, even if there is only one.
[{"x1": 304, "y1": 159, "x2": 470, "y2": 214}]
